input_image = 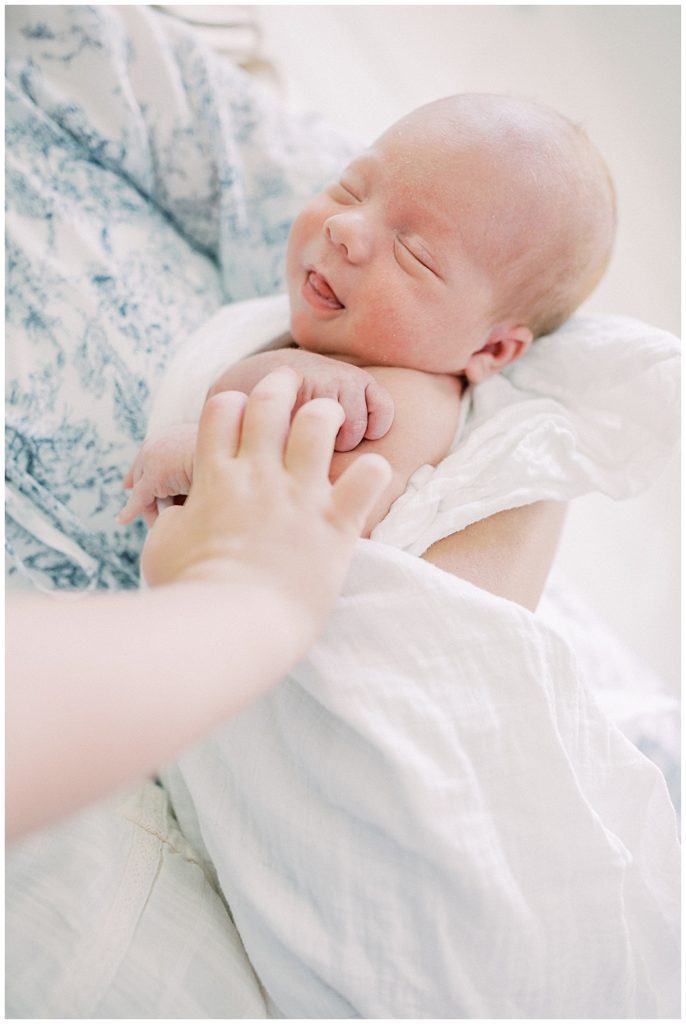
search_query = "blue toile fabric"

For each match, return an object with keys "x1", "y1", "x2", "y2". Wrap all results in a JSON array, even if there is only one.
[{"x1": 5, "y1": 4, "x2": 357, "y2": 592}]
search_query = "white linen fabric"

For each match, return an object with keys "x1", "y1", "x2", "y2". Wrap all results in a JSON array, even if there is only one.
[
  {"x1": 376, "y1": 313, "x2": 680, "y2": 553},
  {"x1": 153, "y1": 296, "x2": 680, "y2": 1017},
  {"x1": 162, "y1": 544, "x2": 679, "y2": 1018}
]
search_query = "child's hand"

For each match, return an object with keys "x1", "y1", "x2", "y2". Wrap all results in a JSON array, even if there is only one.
[
  {"x1": 141, "y1": 369, "x2": 391, "y2": 640},
  {"x1": 207, "y1": 348, "x2": 395, "y2": 452},
  {"x1": 118, "y1": 423, "x2": 198, "y2": 527}
]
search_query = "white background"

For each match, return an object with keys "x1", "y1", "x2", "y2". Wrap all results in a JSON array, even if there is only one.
[{"x1": 203, "y1": 4, "x2": 681, "y2": 692}]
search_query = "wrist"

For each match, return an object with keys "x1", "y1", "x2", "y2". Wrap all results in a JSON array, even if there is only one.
[{"x1": 171, "y1": 567, "x2": 322, "y2": 664}]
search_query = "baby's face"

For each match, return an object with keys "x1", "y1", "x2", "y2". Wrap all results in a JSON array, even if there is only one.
[{"x1": 286, "y1": 113, "x2": 503, "y2": 374}]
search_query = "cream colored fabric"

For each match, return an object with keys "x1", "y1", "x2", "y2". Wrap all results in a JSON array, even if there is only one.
[{"x1": 6, "y1": 779, "x2": 268, "y2": 1018}]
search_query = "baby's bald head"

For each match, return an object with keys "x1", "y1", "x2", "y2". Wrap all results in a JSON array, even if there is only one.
[{"x1": 386, "y1": 94, "x2": 616, "y2": 337}]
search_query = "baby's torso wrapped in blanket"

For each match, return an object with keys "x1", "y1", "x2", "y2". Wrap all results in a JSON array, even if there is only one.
[
  {"x1": 149, "y1": 295, "x2": 680, "y2": 1018},
  {"x1": 6, "y1": 6, "x2": 678, "y2": 1017}
]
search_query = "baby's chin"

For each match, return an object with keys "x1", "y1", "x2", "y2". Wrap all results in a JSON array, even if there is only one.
[
  {"x1": 289, "y1": 309, "x2": 336, "y2": 351},
  {"x1": 289, "y1": 321, "x2": 366, "y2": 366}
]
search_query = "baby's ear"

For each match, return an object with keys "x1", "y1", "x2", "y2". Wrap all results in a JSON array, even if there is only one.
[{"x1": 463, "y1": 325, "x2": 533, "y2": 385}]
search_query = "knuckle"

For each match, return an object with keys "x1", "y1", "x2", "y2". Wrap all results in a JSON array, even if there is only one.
[{"x1": 346, "y1": 415, "x2": 367, "y2": 434}]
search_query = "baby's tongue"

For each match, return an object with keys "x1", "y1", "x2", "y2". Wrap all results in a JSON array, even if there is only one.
[{"x1": 310, "y1": 271, "x2": 343, "y2": 307}]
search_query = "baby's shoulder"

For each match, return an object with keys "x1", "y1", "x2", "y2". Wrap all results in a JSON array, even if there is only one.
[
  {"x1": 362, "y1": 364, "x2": 462, "y2": 415},
  {"x1": 358, "y1": 364, "x2": 462, "y2": 468}
]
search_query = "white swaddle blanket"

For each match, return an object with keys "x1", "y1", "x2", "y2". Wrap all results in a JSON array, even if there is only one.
[{"x1": 150, "y1": 298, "x2": 679, "y2": 1017}]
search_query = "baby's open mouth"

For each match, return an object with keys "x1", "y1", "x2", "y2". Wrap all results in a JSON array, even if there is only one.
[{"x1": 305, "y1": 270, "x2": 345, "y2": 310}]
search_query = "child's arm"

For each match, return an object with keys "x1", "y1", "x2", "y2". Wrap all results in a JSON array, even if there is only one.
[
  {"x1": 9, "y1": 373, "x2": 391, "y2": 840},
  {"x1": 208, "y1": 348, "x2": 395, "y2": 451}
]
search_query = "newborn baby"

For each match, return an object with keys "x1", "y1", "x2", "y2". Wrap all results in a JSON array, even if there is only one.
[{"x1": 119, "y1": 93, "x2": 616, "y2": 533}]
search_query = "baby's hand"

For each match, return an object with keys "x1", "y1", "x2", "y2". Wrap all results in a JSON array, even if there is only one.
[
  {"x1": 141, "y1": 370, "x2": 392, "y2": 624},
  {"x1": 118, "y1": 423, "x2": 198, "y2": 527},
  {"x1": 208, "y1": 348, "x2": 395, "y2": 452}
]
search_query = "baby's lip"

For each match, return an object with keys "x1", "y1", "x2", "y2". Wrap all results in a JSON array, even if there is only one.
[{"x1": 305, "y1": 269, "x2": 345, "y2": 310}]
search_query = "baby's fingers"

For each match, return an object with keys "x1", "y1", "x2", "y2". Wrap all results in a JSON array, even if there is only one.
[
  {"x1": 116, "y1": 489, "x2": 156, "y2": 526},
  {"x1": 284, "y1": 398, "x2": 345, "y2": 483},
  {"x1": 117, "y1": 494, "x2": 144, "y2": 525},
  {"x1": 143, "y1": 504, "x2": 160, "y2": 529},
  {"x1": 364, "y1": 380, "x2": 395, "y2": 441},
  {"x1": 334, "y1": 385, "x2": 369, "y2": 452},
  {"x1": 330, "y1": 453, "x2": 392, "y2": 536}
]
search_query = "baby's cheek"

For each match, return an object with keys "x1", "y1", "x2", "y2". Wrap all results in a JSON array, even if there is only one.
[
  {"x1": 353, "y1": 300, "x2": 411, "y2": 365},
  {"x1": 288, "y1": 203, "x2": 324, "y2": 260},
  {"x1": 289, "y1": 307, "x2": 318, "y2": 350}
]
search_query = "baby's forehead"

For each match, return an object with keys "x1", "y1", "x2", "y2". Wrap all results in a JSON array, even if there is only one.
[
  {"x1": 346, "y1": 145, "x2": 464, "y2": 233},
  {"x1": 377, "y1": 96, "x2": 580, "y2": 176}
]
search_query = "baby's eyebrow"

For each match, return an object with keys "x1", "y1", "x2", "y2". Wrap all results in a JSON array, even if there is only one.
[{"x1": 341, "y1": 155, "x2": 373, "y2": 184}]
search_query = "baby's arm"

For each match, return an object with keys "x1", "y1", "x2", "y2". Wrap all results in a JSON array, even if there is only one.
[
  {"x1": 119, "y1": 365, "x2": 459, "y2": 531},
  {"x1": 329, "y1": 366, "x2": 463, "y2": 537},
  {"x1": 208, "y1": 348, "x2": 395, "y2": 451},
  {"x1": 118, "y1": 349, "x2": 394, "y2": 524}
]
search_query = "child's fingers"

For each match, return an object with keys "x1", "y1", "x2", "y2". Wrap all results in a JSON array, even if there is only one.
[
  {"x1": 122, "y1": 467, "x2": 134, "y2": 490},
  {"x1": 116, "y1": 490, "x2": 152, "y2": 526},
  {"x1": 237, "y1": 367, "x2": 301, "y2": 461},
  {"x1": 193, "y1": 390, "x2": 248, "y2": 485},
  {"x1": 333, "y1": 386, "x2": 368, "y2": 452},
  {"x1": 284, "y1": 398, "x2": 345, "y2": 482},
  {"x1": 116, "y1": 500, "x2": 136, "y2": 525},
  {"x1": 330, "y1": 453, "x2": 392, "y2": 534},
  {"x1": 143, "y1": 504, "x2": 159, "y2": 529},
  {"x1": 363, "y1": 380, "x2": 395, "y2": 441}
]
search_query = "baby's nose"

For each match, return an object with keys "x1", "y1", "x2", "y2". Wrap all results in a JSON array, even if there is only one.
[{"x1": 325, "y1": 212, "x2": 371, "y2": 264}]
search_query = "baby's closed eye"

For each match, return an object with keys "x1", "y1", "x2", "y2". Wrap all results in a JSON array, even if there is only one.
[{"x1": 394, "y1": 236, "x2": 439, "y2": 278}]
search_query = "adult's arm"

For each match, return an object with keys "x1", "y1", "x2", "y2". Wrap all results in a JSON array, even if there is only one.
[{"x1": 422, "y1": 501, "x2": 568, "y2": 611}]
